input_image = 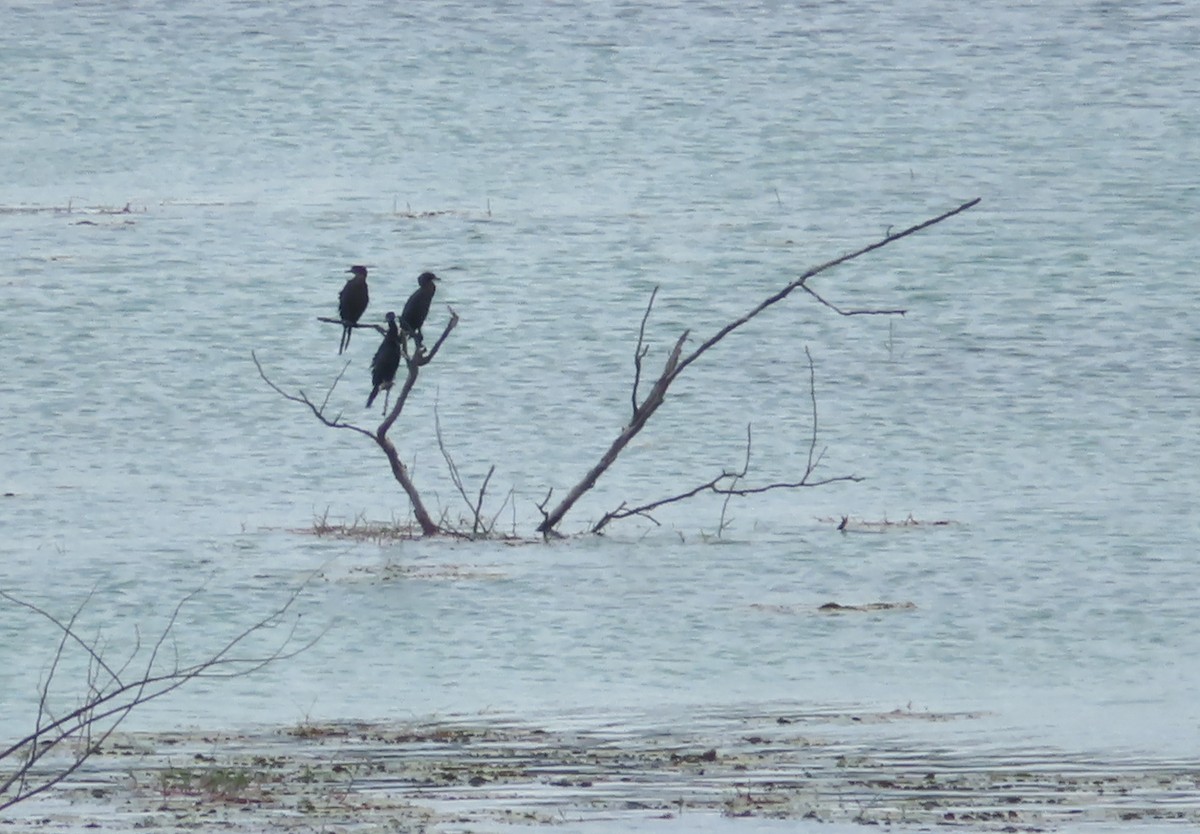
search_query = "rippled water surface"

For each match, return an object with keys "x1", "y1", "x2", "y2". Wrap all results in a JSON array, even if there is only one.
[{"x1": 2, "y1": 0, "x2": 1199, "y2": 803}]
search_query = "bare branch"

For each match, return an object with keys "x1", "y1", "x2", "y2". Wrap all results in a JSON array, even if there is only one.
[
  {"x1": 538, "y1": 331, "x2": 688, "y2": 535},
  {"x1": 378, "y1": 307, "x2": 458, "y2": 439},
  {"x1": 592, "y1": 470, "x2": 730, "y2": 534},
  {"x1": 1, "y1": 583, "x2": 318, "y2": 811},
  {"x1": 420, "y1": 305, "x2": 460, "y2": 364},
  {"x1": 631, "y1": 286, "x2": 659, "y2": 418},
  {"x1": 316, "y1": 316, "x2": 387, "y2": 337},
  {"x1": 592, "y1": 349, "x2": 861, "y2": 534},
  {"x1": 319, "y1": 359, "x2": 353, "y2": 414},
  {"x1": 543, "y1": 199, "x2": 980, "y2": 534},
  {"x1": 373, "y1": 430, "x2": 441, "y2": 537},
  {"x1": 669, "y1": 198, "x2": 980, "y2": 384},
  {"x1": 803, "y1": 346, "x2": 820, "y2": 477},
  {"x1": 436, "y1": 415, "x2": 469, "y2": 504},
  {"x1": 801, "y1": 284, "x2": 907, "y2": 317},
  {"x1": 473, "y1": 466, "x2": 496, "y2": 538},
  {"x1": 252, "y1": 351, "x2": 373, "y2": 440},
  {"x1": 435, "y1": 402, "x2": 496, "y2": 537},
  {"x1": 258, "y1": 306, "x2": 459, "y2": 538},
  {"x1": 370, "y1": 315, "x2": 459, "y2": 538},
  {"x1": 716, "y1": 424, "x2": 754, "y2": 537},
  {"x1": 490, "y1": 491, "x2": 513, "y2": 535}
]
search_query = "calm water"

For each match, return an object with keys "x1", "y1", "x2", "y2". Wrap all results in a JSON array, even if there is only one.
[{"x1": 2, "y1": 0, "x2": 1199, "y2": 791}]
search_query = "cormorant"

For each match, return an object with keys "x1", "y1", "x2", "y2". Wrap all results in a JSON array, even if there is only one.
[
  {"x1": 398, "y1": 271, "x2": 439, "y2": 348},
  {"x1": 337, "y1": 265, "x2": 370, "y2": 354},
  {"x1": 366, "y1": 311, "x2": 401, "y2": 411}
]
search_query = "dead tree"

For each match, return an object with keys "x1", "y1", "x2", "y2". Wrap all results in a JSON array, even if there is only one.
[
  {"x1": 264, "y1": 200, "x2": 976, "y2": 539},
  {"x1": 536, "y1": 198, "x2": 981, "y2": 536},
  {"x1": 255, "y1": 309, "x2": 459, "y2": 537},
  {"x1": 590, "y1": 346, "x2": 855, "y2": 534},
  {"x1": 0, "y1": 585, "x2": 316, "y2": 812}
]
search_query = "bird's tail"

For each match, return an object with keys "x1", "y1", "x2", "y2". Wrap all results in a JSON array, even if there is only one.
[{"x1": 366, "y1": 386, "x2": 379, "y2": 408}]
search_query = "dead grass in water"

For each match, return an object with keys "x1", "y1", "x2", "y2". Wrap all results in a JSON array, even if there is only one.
[{"x1": 15, "y1": 707, "x2": 1200, "y2": 832}]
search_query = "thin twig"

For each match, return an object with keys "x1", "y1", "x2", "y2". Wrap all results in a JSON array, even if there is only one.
[
  {"x1": 487, "y1": 487, "x2": 515, "y2": 536},
  {"x1": 435, "y1": 402, "x2": 497, "y2": 537},
  {"x1": 0, "y1": 583, "x2": 319, "y2": 811},
  {"x1": 251, "y1": 351, "x2": 374, "y2": 440},
  {"x1": 434, "y1": 403, "x2": 472, "y2": 514},
  {"x1": 473, "y1": 466, "x2": 496, "y2": 537},
  {"x1": 717, "y1": 424, "x2": 753, "y2": 537},
  {"x1": 316, "y1": 316, "x2": 387, "y2": 337},
  {"x1": 668, "y1": 198, "x2": 980, "y2": 385},
  {"x1": 801, "y1": 284, "x2": 907, "y2": 316},
  {"x1": 803, "y1": 346, "x2": 819, "y2": 477},
  {"x1": 631, "y1": 286, "x2": 659, "y2": 418}
]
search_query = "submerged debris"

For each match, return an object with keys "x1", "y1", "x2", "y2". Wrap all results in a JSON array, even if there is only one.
[
  {"x1": 817, "y1": 601, "x2": 917, "y2": 613},
  {"x1": 751, "y1": 601, "x2": 916, "y2": 616},
  {"x1": 826, "y1": 514, "x2": 957, "y2": 532}
]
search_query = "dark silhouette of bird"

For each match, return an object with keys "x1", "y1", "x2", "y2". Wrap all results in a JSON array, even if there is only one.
[
  {"x1": 337, "y1": 265, "x2": 370, "y2": 354},
  {"x1": 366, "y1": 311, "x2": 401, "y2": 411},
  {"x1": 398, "y1": 271, "x2": 439, "y2": 349}
]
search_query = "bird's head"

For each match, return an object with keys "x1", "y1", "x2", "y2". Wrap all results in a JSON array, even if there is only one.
[
  {"x1": 417, "y1": 271, "x2": 439, "y2": 288},
  {"x1": 348, "y1": 265, "x2": 368, "y2": 279},
  {"x1": 385, "y1": 311, "x2": 396, "y2": 322}
]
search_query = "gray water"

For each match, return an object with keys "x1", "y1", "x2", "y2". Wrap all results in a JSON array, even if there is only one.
[{"x1": 2, "y1": 0, "x2": 1198, "y2": 786}]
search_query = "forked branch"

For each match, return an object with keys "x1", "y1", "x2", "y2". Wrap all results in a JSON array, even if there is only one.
[
  {"x1": 592, "y1": 347, "x2": 859, "y2": 533},
  {"x1": 255, "y1": 307, "x2": 459, "y2": 537},
  {"x1": 540, "y1": 198, "x2": 979, "y2": 535},
  {"x1": 252, "y1": 352, "x2": 373, "y2": 440}
]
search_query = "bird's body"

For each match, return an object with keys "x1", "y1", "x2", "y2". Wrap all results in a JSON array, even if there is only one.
[
  {"x1": 366, "y1": 312, "x2": 401, "y2": 411},
  {"x1": 337, "y1": 265, "x2": 370, "y2": 354},
  {"x1": 398, "y1": 271, "x2": 439, "y2": 348}
]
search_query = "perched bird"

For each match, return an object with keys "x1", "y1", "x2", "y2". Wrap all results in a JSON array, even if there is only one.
[
  {"x1": 366, "y1": 312, "x2": 401, "y2": 411},
  {"x1": 398, "y1": 271, "x2": 439, "y2": 348},
  {"x1": 337, "y1": 265, "x2": 370, "y2": 354}
]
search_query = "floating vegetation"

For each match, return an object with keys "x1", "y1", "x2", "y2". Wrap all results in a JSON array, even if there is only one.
[
  {"x1": 0, "y1": 200, "x2": 145, "y2": 215},
  {"x1": 16, "y1": 706, "x2": 1200, "y2": 831},
  {"x1": 304, "y1": 508, "x2": 527, "y2": 545},
  {"x1": 390, "y1": 197, "x2": 493, "y2": 220},
  {"x1": 306, "y1": 514, "x2": 425, "y2": 542}
]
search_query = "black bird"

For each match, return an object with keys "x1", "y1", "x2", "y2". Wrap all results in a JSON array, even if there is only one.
[
  {"x1": 366, "y1": 311, "x2": 401, "y2": 411},
  {"x1": 398, "y1": 271, "x2": 439, "y2": 349},
  {"x1": 337, "y1": 265, "x2": 370, "y2": 354}
]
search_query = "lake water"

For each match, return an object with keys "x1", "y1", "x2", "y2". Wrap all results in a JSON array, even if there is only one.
[{"x1": 2, "y1": 0, "x2": 1199, "y2": 823}]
